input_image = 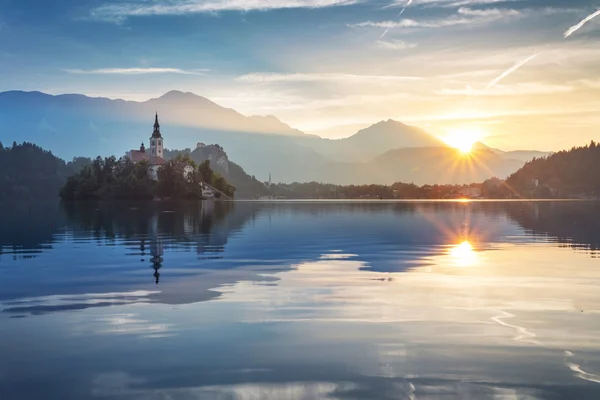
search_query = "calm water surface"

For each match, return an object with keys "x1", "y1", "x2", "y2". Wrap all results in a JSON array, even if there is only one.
[{"x1": 1, "y1": 200, "x2": 600, "y2": 399}]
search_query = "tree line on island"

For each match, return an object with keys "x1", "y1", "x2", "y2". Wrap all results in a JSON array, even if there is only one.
[
  {"x1": 2, "y1": 140, "x2": 600, "y2": 200},
  {"x1": 60, "y1": 155, "x2": 235, "y2": 200}
]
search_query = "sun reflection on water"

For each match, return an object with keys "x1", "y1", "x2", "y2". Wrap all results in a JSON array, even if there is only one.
[{"x1": 448, "y1": 240, "x2": 478, "y2": 267}]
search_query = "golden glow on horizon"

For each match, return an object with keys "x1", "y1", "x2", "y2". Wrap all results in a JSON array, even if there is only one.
[
  {"x1": 449, "y1": 241, "x2": 478, "y2": 267},
  {"x1": 443, "y1": 128, "x2": 485, "y2": 154}
]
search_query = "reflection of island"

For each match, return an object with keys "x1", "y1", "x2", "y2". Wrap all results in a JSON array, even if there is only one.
[
  {"x1": 62, "y1": 201, "x2": 237, "y2": 246},
  {"x1": 0, "y1": 200, "x2": 66, "y2": 259},
  {"x1": 62, "y1": 200, "x2": 254, "y2": 284}
]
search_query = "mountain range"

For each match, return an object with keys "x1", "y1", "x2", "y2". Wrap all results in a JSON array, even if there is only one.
[{"x1": 0, "y1": 90, "x2": 550, "y2": 185}]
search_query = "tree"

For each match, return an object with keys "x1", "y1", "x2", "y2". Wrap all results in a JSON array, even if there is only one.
[
  {"x1": 198, "y1": 160, "x2": 213, "y2": 184},
  {"x1": 60, "y1": 156, "x2": 157, "y2": 200}
]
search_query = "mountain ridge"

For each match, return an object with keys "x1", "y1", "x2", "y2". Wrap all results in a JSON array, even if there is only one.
[{"x1": 0, "y1": 90, "x2": 549, "y2": 185}]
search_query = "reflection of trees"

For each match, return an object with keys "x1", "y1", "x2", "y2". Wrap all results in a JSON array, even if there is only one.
[
  {"x1": 0, "y1": 200, "x2": 65, "y2": 258},
  {"x1": 62, "y1": 201, "x2": 234, "y2": 242},
  {"x1": 62, "y1": 201, "x2": 256, "y2": 283},
  {"x1": 497, "y1": 202, "x2": 600, "y2": 254},
  {"x1": 8, "y1": 199, "x2": 600, "y2": 268}
]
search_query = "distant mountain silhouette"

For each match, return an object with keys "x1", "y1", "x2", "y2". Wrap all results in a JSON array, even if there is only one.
[
  {"x1": 473, "y1": 142, "x2": 551, "y2": 164},
  {"x1": 0, "y1": 90, "x2": 546, "y2": 184},
  {"x1": 312, "y1": 147, "x2": 524, "y2": 185},
  {"x1": 303, "y1": 119, "x2": 448, "y2": 162}
]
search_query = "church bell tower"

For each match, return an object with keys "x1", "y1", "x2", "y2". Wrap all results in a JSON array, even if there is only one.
[{"x1": 150, "y1": 113, "x2": 164, "y2": 158}]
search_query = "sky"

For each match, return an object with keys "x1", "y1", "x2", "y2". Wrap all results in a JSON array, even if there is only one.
[{"x1": 1, "y1": 0, "x2": 600, "y2": 150}]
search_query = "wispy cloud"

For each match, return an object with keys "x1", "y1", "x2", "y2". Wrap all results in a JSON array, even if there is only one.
[
  {"x1": 235, "y1": 72, "x2": 421, "y2": 83},
  {"x1": 64, "y1": 67, "x2": 207, "y2": 75},
  {"x1": 486, "y1": 53, "x2": 538, "y2": 89},
  {"x1": 578, "y1": 79, "x2": 600, "y2": 89},
  {"x1": 418, "y1": 0, "x2": 522, "y2": 7},
  {"x1": 564, "y1": 9, "x2": 600, "y2": 38},
  {"x1": 91, "y1": 0, "x2": 359, "y2": 23},
  {"x1": 350, "y1": 7, "x2": 520, "y2": 30},
  {"x1": 375, "y1": 39, "x2": 418, "y2": 50},
  {"x1": 438, "y1": 82, "x2": 574, "y2": 96}
]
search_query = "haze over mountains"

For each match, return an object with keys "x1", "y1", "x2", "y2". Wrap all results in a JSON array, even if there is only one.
[{"x1": 0, "y1": 90, "x2": 549, "y2": 185}]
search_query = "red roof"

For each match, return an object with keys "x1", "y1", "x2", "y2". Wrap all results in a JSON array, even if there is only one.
[{"x1": 128, "y1": 150, "x2": 166, "y2": 165}]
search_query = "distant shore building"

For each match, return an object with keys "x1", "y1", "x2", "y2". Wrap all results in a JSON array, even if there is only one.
[{"x1": 126, "y1": 113, "x2": 194, "y2": 181}]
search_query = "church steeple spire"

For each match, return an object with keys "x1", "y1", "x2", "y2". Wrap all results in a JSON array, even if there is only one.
[
  {"x1": 150, "y1": 113, "x2": 164, "y2": 158},
  {"x1": 152, "y1": 112, "x2": 162, "y2": 138}
]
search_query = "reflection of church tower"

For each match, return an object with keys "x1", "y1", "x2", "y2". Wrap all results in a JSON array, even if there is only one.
[
  {"x1": 150, "y1": 113, "x2": 164, "y2": 158},
  {"x1": 151, "y1": 253, "x2": 163, "y2": 284},
  {"x1": 149, "y1": 214, "x2": 164, "y2": 284}
]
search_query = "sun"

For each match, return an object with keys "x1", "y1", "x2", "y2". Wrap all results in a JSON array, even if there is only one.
[{"x1": 443, "y1": 128, "x2": 484, "y2": 154}]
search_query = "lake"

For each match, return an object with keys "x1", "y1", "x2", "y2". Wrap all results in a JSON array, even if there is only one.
[{"x1": 1, "y1": 200, "x2": 600, "y2": 399}]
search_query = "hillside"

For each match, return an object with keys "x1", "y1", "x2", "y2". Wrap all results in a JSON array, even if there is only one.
[
  {"x1": 506, "y1": 141, "x2": 600, "y2": 198},
  {"x1": 164, "y1": 145, "x2": 269, "y2": 199},
  {"x1": 0, "y1": 142, "x2": 87, "y2": 199}
]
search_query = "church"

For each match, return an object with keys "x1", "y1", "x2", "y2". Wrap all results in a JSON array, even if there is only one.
[{"x1": 127, "y1": 113, "x2": 193, "y2": 181}]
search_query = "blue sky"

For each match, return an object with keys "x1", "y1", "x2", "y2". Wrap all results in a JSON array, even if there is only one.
[{"x1": 1, "y1": 0, "x2": 600, "y2": 149}]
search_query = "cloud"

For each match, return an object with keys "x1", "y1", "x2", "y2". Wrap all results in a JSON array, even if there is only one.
[
  {"x1": 578, "y1": 79, "x2": 600, "y2": 89},
  {"x1": 437, "y1": 82, "x2": 574, "y2": 96},
  {"x1": 235, "y1": 72, "x2": 421, "y2": 83},
  {"x1": 457, "y1": 7, "x2": 518, "y2": 18},
  {"x1": 91, "y1": 0, "x2": 360, "y2": 23},
  {"x1": 351, "y1": 18, "x2": 467, "y2": 29},
  {"x1": 64, "y1": 67, "x2": 207, "y2": 75},
  {"x1": 375, "y1": 39, "x2": 418, "y2": 50},
  {"x1": 564, "y1": 9, "x2": 600, "y2": 38},
  {"x1": 350, "y1": 7, "x2": 520, "y2": 29},
  {"x1": 418, "y1": 0, "x2": 523, "y2": 7}
]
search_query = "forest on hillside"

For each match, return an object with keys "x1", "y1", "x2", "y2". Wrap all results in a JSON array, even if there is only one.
[
  {"x1": 505, "y1": 141, "x2": 600, "y2": 198},
  {"x1": 0, "y1": 141, "x2": 90, "y2": 200}
]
